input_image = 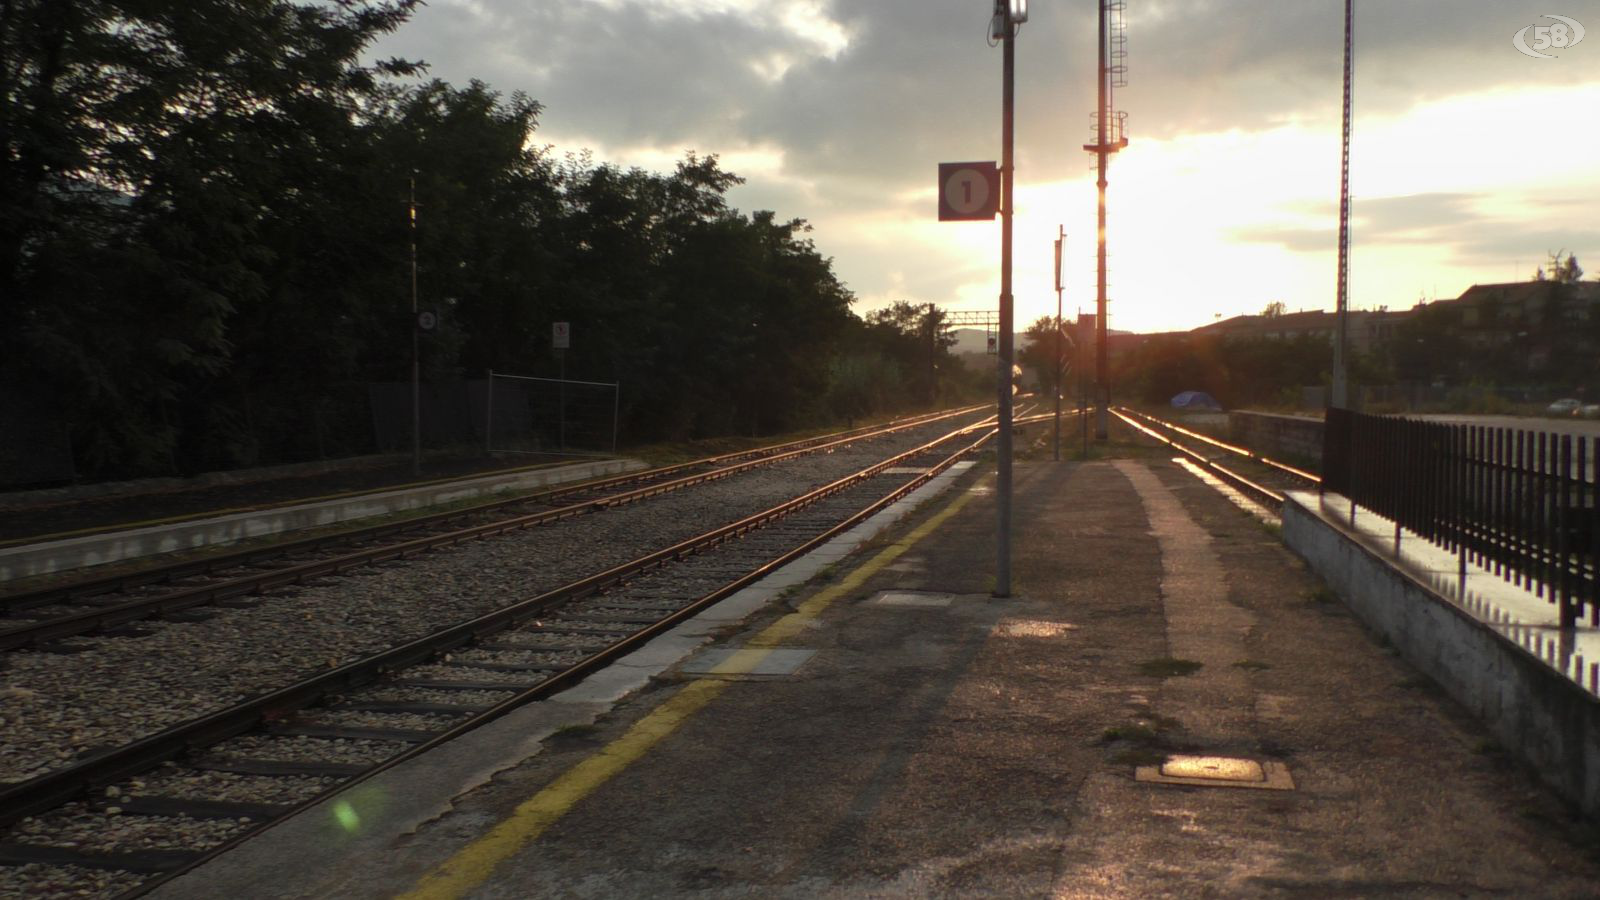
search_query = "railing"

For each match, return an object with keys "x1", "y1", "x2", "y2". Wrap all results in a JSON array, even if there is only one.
[{"x1": 1322, "y1": 409, "x2": 1598, "y2": 627}]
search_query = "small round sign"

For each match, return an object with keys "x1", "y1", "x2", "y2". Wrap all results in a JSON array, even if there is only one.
[
  {"x1": 417, "y1": 309, "x2": 438, "y2": 331},
  {"x1": 937, "y1": 162, "x2": 999, "y2": 221},
  {"x1": 944, "y1": 168, "x2": 991, "y2": 216}
]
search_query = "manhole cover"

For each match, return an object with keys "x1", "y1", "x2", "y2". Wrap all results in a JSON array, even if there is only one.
[
  {"x1": 994, "y1": 619, "x2": 1078, "y2": 638},
  {"x1": 1136, "y1": 754, "x2": 1294, "y2": 791}
]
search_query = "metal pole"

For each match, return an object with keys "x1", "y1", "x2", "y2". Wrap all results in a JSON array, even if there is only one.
[
  {"x1": 1079, "y1": 309, "x2": 1088, "y2": 457},
  {"x1": 558, "y1": 353, "x2": 567, "y2": 451},
  {"x1": 1054, "y1": 227, "x2": 1064, "y2": 462},
  {"x1": 1094, "y1": 0, "x2": 1110, "y2": 441},
  {"x1": 610, "y1": 383, "x2": 620, "y2": 455},
  {"x1": 485, "y1": 368, "x2": 495, "y2": 457},
  {"x1": 1332, "y1": 0, "x2": 1353, "y2": 409},
  {"x1": 995, "y1": 16, "x2": 1016, "y2": 598},
  {"x1": 409, "y1": 175, "x2": 421, "y2": 476}
]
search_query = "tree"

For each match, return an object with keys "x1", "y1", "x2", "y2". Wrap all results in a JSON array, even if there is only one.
[
  {"x1": 863, "y1": 302, "x2": 957, "y2": 405},
  {"x1": 1261, "y1": 301, "x2": 1287, "y2": 317},
  {"x1": 1545, "y1": 250, "x2": 1584, "y2": 284},
  {"x1": 1019, "y1": 315, "x2": 1068, "y2": 392},
  {"x1": 1, "y1": 0, "x2": 422, "y2": 474}
]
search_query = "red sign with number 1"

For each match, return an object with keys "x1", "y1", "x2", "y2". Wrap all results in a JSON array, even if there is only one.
[{"x1": 937, "y1": 162, "x2": 999, "y2": 221}]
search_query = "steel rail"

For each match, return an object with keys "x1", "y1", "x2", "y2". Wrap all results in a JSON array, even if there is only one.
[
  {"x1": 0, "y1": 407, "x2": 982, "y2": 553},
  {"x1": 1112, "y1": 409, "x2": 1289, "y2": 509},
  {"x1": 0, "y1": 420, "x2": 996, "y2": 831},
  {"x1": 1117, "y1": 407, "x2": 1321, "y2": 483},
  {"x1": 0, "y1": 409, "x2": 988, "y2": 651},
  {"x1": 1, "y1": 406, "x2": 983, "y2": 606}
]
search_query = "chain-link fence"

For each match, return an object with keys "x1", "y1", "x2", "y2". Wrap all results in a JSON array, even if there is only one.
[{"x1": 485, "y1": 372, "x2": 619, "y2": 457}]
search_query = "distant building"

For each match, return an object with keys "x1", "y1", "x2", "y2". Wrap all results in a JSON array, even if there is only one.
[
  {"x1": 1189, "y1": 280, "x2": 1600, "y2": 361},
  {"x1": 1191, "y1": 307, "x2": 1410, "y2": 356},
  {"x1": 1448, "y1": 280, "x2": 1599, "y2": 330}
]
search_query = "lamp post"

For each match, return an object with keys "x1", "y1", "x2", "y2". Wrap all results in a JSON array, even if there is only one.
[
  {"x1": 992, "y1": 0, "x2": 1025, "y2": 598},
  {"x1": 1054, "y1": 226, "x2": 1064, "y2": 461},
  {"x1": 409, "y1": 174, "x2": 421, "y2": 477}
]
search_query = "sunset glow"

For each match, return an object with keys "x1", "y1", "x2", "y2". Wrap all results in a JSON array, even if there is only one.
[{"x1": 375, "y1": 1, "x2": 1600, "y2": 334}]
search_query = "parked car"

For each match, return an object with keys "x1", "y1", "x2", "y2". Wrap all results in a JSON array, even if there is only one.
[
  {"x1": 1546, "y1": 398, "x2": 1581, "y2": 415},
  {"x1": 1579, "y1": 404, "x2": 1600, "y2": 420}
]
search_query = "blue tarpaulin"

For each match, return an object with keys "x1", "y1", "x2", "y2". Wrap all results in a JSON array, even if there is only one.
[{"x1": 1170, "y1": 391, "x2": 1222, "y2": 410}]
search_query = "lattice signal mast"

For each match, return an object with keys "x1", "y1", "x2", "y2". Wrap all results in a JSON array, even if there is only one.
[
  {"x1": 1083, "y1": 0, "x2": 1128, "y2": 440},
  {"x1": 1331, "y1": 0, "x2": 1353, "y2": 409}
]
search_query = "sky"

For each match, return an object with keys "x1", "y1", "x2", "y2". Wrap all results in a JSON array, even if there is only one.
[{"x1": 370, "y1": 0, "x2": 1600, "y2": 334}]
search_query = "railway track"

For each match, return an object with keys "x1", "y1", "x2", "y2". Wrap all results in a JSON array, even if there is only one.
[
  {"x1": 0, "y1": 408, "x2": 984, "y2": 653},
  {"x1": 1112, "y1": 407, "x2": 1320, "y2": 510},
  {"x1": 0, "y1": 414, "x2": 1019, "y2": 899}
]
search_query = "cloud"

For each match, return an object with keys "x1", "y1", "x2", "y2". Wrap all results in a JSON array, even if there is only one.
[
  {"x1": 368, "y1": 1, "x2": 1600, "y2": 324},
  {"x1": 1233, "y1": 191, "x2": 1490, "y2": 251},
  {"x1": 376, "y1": 0, "x2": 1591, "y2": 198}
]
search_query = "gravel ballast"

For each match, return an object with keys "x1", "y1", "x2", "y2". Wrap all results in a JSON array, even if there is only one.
[{"x1": 0, "y1": 419, "x2": 974, "y2": 784}]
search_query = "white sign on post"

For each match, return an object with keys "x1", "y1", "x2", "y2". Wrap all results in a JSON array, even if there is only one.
[{"x1": 552, "y1": 321, "x2": 571, "y2": 350}]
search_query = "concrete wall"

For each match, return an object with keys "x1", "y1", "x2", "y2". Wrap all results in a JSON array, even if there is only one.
[
  {"x1": 1283, "y1": 493, "x2": 1600, "y2": 818},
  {"x1": 1229, "y1": 411, "x2": 1323, "y2": 466}
]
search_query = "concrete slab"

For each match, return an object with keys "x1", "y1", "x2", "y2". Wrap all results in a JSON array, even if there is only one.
[
  {"x1": 678, "y1": 648, "x2": 817, "y2": 678},
  {"x1": 1, "y1": 458, "x2": 647, "y2": 580},
  {"x1": 869, "y1": 591, "x2": 954, "y2": 607}
]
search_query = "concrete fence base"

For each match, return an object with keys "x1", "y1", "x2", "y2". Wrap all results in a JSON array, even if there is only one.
[{"x1": 1282, "y1": 491, "x2": 1600, "y2": 818}]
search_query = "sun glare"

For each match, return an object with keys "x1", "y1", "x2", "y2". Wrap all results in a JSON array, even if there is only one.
[{"x1": 873, "y1": 79, "x2": 1600, "y2": 336}]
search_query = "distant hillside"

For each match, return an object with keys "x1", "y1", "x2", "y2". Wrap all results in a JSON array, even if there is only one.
[{"x1": 950, "y1": 328, "x2": 992, "y2": 355}]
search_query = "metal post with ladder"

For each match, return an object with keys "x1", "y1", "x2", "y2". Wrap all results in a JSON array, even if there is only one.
[{"x1": 1083, "y1": 0, "x2": 1128, "y2": 441}]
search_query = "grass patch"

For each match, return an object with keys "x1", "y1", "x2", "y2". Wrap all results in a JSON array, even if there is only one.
[
  {"x1": 1110, "y1": 747, "x2": 1168, "y2": 767},
  {"x1": 1232, "y1": 659, "x2": 1272, "y2": 672},
  {"x1": 1100, "y1": 722, "x2": 1162, "y2": 744},
  {"x1": 1302, "y1": 586, "x2": 1339, "y2": 605},
  {"x1": 1101, "y1": 710, "x2": 1184, "y2": 768},
  {"x1": 1137, "y1": 657, "x2": 1204, "y2": 678}
]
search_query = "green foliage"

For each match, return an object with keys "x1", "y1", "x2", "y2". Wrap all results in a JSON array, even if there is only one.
[
  {"x1": 1018, "y1": 315, "x2": 1066, "y2": 393},
  {"x1": 2, "y1": 0, "x2": 422, "y2": 473},
  {"x1": 859, "y1": 302, "x2": 967, "y2": 409},
  {"x1": 1, "y1": 1, "x2": 941, "y2": 480},
  {"x1": 1109, "y1": 332, "x2": 1332, "y2": 409}
]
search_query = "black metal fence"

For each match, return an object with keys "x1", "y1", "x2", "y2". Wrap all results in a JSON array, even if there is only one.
[{"x1": 1323, "y1": 408, "x2": 1598, "y2": 627}]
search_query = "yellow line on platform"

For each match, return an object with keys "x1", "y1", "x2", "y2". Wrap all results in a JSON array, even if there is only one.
[{"x1": 397, "y1": 477, "x2": 982, "y2": 900}]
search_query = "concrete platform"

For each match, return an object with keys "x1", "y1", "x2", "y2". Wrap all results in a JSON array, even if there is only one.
[
  {"x1": 1285, "y1": 490, "x2": 1600, "y2": 817},
  {"x1": 151, "y1": 457, "x2": 1600, "y2": 898},
  {"x1": 0, "y1": 458, "x2": 645, "y2": 581}
]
